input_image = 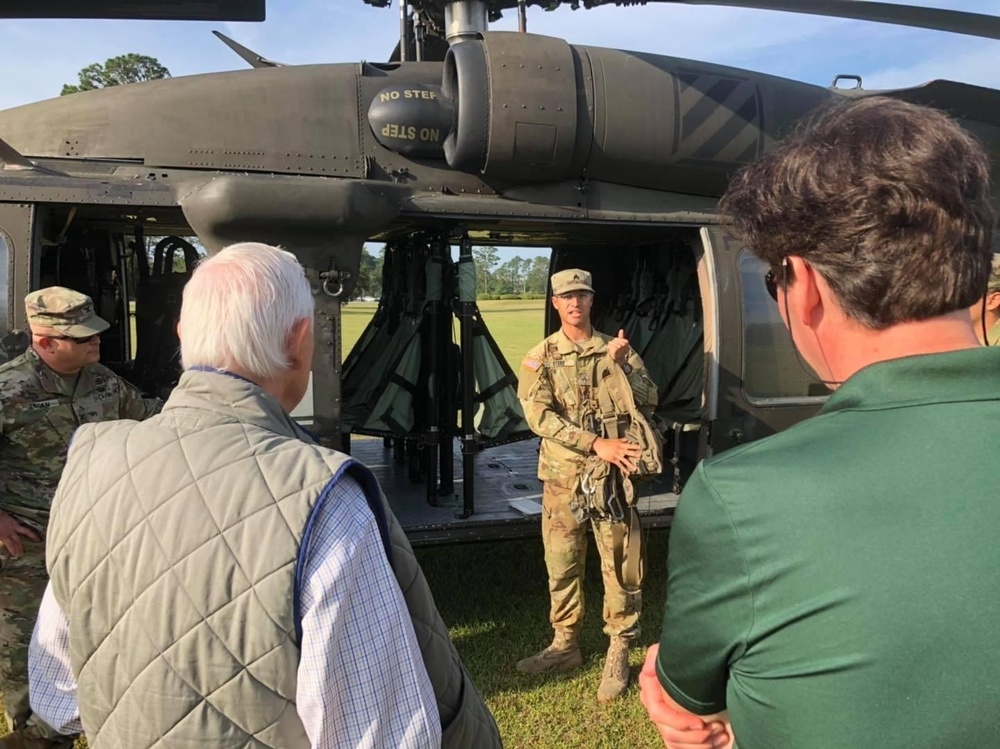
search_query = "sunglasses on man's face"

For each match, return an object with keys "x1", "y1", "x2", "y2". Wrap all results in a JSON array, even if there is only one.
[
  {"x1": 35, "y1": 333, "x2": 100, "y2": 345},
  {"x1": 764, "y1": 269, "x2": 780, "y2": 302},
  {"x1": 764, "y1": 262, "x2": 793, "y2": 302}
]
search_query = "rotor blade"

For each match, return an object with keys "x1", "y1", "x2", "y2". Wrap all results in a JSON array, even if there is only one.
[
  {"x1": 0, "y1": 1, "x2": 264, "y2": 21},
  {"x1": 632, "y1": 1, "x2": 1000, "y2": 40},
  {"x1": 212, "y1": 30, "x2": 284, "y2": 68},
  {"x1": 870, "y1": 80, "x2": 1000, "y2": 129}
]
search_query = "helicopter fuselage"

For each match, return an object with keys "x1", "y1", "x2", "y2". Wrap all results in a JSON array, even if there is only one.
[{"x1": 2, "y1": 31, "x2": 999, "y2": 541}]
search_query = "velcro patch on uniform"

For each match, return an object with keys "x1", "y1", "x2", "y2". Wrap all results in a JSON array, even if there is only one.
[{"x1": 522, "y1": 357, "x2": 542, "y2": 372}]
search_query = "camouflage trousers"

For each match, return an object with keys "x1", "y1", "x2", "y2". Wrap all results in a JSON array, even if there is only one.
[
  {"x1": 0, "y1": 541, "x2": 58, "y2": 735},
  {"x1": 541, "y1": 480, "x2": 640, "y2": 639}
]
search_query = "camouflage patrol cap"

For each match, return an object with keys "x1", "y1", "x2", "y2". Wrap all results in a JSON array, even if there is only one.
[
  {"x1": 989, "y1": 254, "x2": 1000, "y2": 292},
  {"x1": 25, "y1": 286, "x2": 109, "y2": 337},
  {"x1": 551, "y1": 268, "x2": 594, "y2": 296}
]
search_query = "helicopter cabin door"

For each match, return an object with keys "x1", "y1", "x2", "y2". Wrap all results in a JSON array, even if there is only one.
[
  {"x1": 699, "y1": 226, "x2": 829, "y2": 456},
  {"x1": 0, "y1": 203, "x2": 34, "y2": 333}
]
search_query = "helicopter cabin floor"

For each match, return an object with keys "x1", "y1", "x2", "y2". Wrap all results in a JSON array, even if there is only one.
[{"x1": 345, "y1": 435, "x2": 678, "y2": 546}]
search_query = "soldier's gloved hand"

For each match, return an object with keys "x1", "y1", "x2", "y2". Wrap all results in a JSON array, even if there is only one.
[
  {"x1": 608, "y1": 329, "x2": 631, "y2": 367},
  {"x1": 0, "y1": 509, "x2": 42, "y2": 558},
  {"x1": 594, "y1": 437, "x2": 642, "y2": 474}
]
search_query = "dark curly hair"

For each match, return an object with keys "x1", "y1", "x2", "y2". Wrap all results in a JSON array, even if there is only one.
[{"x1": 719, "y1": 96, "x2": 994, "y2": 329}]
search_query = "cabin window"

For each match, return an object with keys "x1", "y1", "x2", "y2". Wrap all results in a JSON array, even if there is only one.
[{"x1": 739, "y1": 251, "x2": 829, "y2": 402}]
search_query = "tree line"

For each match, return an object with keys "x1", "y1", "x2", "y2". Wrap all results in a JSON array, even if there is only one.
[
  {"x1": 351, "y1": 246, "x2": 550, "y2": 301},
  {"x1": 61, "y1": 53, "x2": 170, "y2": 95},
  {"x1": 472, "y1": 247, "x2": 549, "y2": 298}
]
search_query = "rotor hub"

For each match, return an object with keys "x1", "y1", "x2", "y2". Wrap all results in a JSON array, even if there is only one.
[{"x1": 444, "y1": 1, "x2": 489, "y2": 43}]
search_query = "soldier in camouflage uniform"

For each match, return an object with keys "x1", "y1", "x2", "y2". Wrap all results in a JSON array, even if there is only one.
[
  {"x1": 516, "y1": 268, "x2": 657, "y2": 703},
  {"x1": 970, "y1": 254, "x2": 1000, "y2": 346},
  {"x1": 0, "y1": 288, "x2": 160, "y2": 748}
]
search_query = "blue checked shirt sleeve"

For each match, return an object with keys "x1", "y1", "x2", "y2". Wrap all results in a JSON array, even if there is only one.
[
  {"x1": 28, "y1": 583, "x2": 83, "y2": 735},
  {"x1": 296, "y1": 474, "x2": 442, "y2": 748}
]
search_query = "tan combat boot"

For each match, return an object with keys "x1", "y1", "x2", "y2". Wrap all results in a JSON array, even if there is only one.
[
  {"x1": 516, "y1": 630, "x2": 583, "y2": 675},
  {"x1": 596, "y1": 635, "x2": 631, "y2": 702}
]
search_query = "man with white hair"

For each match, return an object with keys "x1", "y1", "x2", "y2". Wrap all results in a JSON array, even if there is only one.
[{"x1": 25, "y1": 243, "x2": 501, "y2": 748}]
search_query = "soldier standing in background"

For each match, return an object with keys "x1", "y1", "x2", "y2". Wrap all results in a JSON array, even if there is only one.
[
  {"x1": 0, "y1": 287, "x2": 160, "y2": 749},
  {"x1": 516, "y1": 268, "x2": 657, "y2": 702},
  {"x1": 970, "y1": 254, "x2": 1000, "y2": 345}
]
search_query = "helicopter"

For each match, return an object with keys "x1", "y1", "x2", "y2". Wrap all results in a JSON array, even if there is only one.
[{"x1": 1, "y1": 0, "x2": 999, "y2": 544}]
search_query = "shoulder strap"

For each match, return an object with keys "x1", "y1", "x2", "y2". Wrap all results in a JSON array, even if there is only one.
[
  {"x1": 612, "y1": 508, "x2": 644, "y2": 595},
  {"x1": 602, "y1": 355, "x2": 643, "y2": 418}
]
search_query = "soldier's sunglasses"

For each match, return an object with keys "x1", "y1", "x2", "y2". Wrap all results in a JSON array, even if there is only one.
[{"x1": 34, "y1": 333, "x2": 99, "y2": 345}]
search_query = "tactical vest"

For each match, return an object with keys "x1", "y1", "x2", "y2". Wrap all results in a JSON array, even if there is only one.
[
  {"x1": 581, "y1": 355, "x2": 664, "y2": 593},
  {"x1": 46, "y1": 370, "x2": 501, "y2": 749}
]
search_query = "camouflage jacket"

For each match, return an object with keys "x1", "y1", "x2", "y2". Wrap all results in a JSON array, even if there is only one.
[
  {"x1": 517, "y1": 329, "x2": 657, "y2": 484},
  {"x1": 0, "y1": 348, "x2": 161, "y2": 528}
]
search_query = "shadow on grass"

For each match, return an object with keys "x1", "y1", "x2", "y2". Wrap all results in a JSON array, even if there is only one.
[{"x1": 416, "y1": 528, "x2": 672, "y2": 748}]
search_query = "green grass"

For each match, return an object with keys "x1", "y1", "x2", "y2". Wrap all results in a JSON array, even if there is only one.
[
  {"x1": 5, "y1": 301, "x2": 670, "y2": 747},
  {"x1": 341, "y1": 298, "x2": 547, "y2": 371},
  {"x1": 416, "y1": 532, "x2": 672, "y2": 748},
  {"x1": 470, "y1": 299, "x2": 548, "y2": 370}
]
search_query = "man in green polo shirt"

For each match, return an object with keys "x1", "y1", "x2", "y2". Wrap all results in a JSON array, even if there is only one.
[{"x1": 639, "y1": 97, "x2": 1000, "y2": 749}]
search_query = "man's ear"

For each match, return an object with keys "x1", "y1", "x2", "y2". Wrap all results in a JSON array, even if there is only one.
[
  {"x1": 32, "y1": 333, "x2": 53, "y2": 352},
  {"x1": 287, "y1": 317, "x2": 312, "y2": 369},
  {"x1": 986, "y1": 290, "x2": 1000, "y2": 312},
  {"x1": 785, "y1": 256, "x2": 824, "y2": 328}
]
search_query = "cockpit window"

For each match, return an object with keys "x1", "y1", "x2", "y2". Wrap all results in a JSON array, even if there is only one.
[{"x1": 739, "y1": 251, "x2": 830, "y2": 402}]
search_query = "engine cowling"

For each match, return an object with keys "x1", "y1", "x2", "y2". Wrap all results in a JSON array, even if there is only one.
[
  {"x1": 444, "y1": 32, "x2": 580, "y2": 182},
  {"x1": 441, "y1": 31, "x2": 832, "y2": 194}
]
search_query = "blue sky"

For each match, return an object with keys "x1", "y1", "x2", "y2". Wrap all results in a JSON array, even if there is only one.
[
  {"x1": 4, "y1": 0, "x2": 999, "y2": 111},
  {"x1": 3, "y1": 0, "x2": 999, "y2": 262}
]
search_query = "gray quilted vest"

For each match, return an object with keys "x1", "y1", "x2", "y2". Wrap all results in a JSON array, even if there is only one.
[{"x1": 46, "y1": 369, "x2": 502, "y2": 749}]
